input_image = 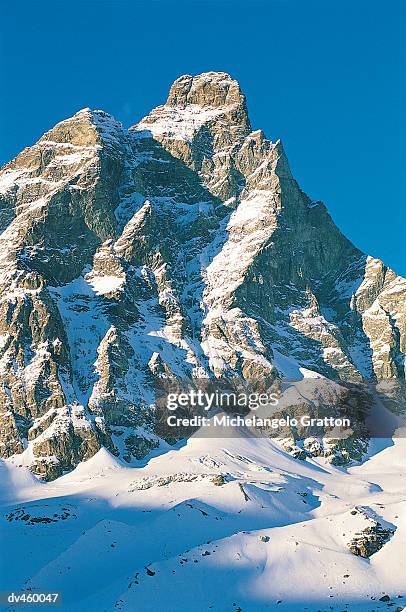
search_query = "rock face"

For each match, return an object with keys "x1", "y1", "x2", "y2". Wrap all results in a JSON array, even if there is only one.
[
  {"x1": 347, "y1": 507, "x2": 395, "y2": 558},
  {"x1": 0, "y1": 72, "x2": 405, "y2": 479}
]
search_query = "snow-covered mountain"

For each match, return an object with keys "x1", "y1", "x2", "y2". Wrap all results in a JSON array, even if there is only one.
[
  {"x1": 0, "y1": 71, "x2": 404, "y2": 480},
  {"x1": 0, "y1": 71, "x2": 405, "y2": 611}
]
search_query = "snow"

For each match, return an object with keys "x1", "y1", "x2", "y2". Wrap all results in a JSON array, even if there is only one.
[
  {"x1": 272, "y1": 348, "x2": 323, "y2": 380},
  {"x1": 38, "y1": 139, "x2": 97, "y2": 150},
  {"x1": 59, "y1": 447, "x2": 125, "y2": 481},
  {"x1": 204, "y1": 190, "x2": 278, "y2": 310},
  {"x1": 49, "y1": 275, "x2": 111, "y2": 405},
  {"x1": 382, "y1": 277, "x2": 406, "y2": 296},
  {"x1": 124, "y1": 293, "x2": 196, "y2": 384},
  {"x1": 1, "y1": 429, "x2": 406, "y2": 611},
  {"x1": 22, "y1": 342, "x2": 52, "y2": 386},
  {"x1": 0, "y1": 169, "x2": 23, "y2": 194},
  {"x1": 134, "y1": 104, "x2": 224, "y2": 143},
  {"x1": 88, "y1": 274, "x2": 125, "y2": 295},
  {"x1": 49, "y1": 151, "x2": 94, "y2": 166}
]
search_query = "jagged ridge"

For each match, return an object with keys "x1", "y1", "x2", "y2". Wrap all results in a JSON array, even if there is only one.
[{"x1": 0, "y1": 72, "x2": 404, "y2": 479}]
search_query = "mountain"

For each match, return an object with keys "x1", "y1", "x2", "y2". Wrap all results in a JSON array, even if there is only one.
[
  {"x1": 0, "y1": 71, "x2": 405, "y2": 480},
  {"x1": 1, "y1": 71, "x2": 406, "y2": 612}
]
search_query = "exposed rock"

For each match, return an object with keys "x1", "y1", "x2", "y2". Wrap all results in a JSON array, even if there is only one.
[
  {"x1": 0, "y1": 72, "x2": 405, "y2": 478},
  {"x1": 211, "y1": 474, "x2": 227, "y2": 486},
  {"x1": 347, "y1": 507, "x2": 395, "y2": 557}
]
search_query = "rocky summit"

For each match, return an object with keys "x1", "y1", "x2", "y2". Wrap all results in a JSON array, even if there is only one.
[{"x1": 0, "y1": 72, "x2": 404, "y2": 479}]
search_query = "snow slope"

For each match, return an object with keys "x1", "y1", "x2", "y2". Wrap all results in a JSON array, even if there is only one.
[{"x1": 1, "y1": 427, "x2": 405, "y2": 612}]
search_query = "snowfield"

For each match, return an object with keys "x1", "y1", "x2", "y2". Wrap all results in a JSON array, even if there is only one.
[{"x1": 1, "y1": 427, "x2": 405, "y2": 612}]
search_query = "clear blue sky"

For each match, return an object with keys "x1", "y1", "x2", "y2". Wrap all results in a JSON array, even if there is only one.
[{"x1": 1, "y1": 0, "x2": 405, "y2": 275}]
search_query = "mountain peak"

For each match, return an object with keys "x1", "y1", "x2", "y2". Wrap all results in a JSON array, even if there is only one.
[
  {"x1": 133, "y1": 71, "x2": 251, "y2": 143},
  {"x1": 35, "y1": 107, "x2": 124, "y2": 151},
  {"x1": 1, "y1": 71, "x2": 405, "y2": 483},
  {"x1": 166, "y1": 71, "x2": 246, "y2": 111}
]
